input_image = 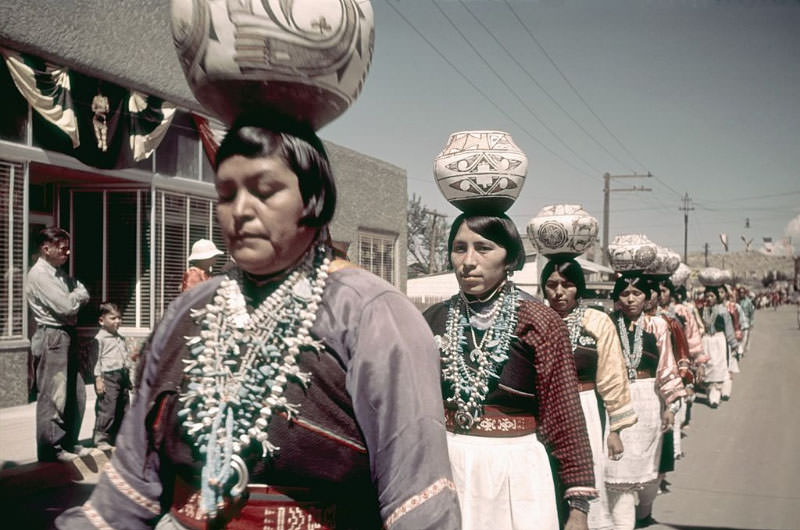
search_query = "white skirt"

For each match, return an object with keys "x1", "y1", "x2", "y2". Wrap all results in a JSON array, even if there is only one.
[
  {"x1": 579, "y1": 390, "x2": 614, "y2": 530},
  {"x1": 446, "y1": 431, "x2": 559, "y2": 530},
  {"x1": 604, "y1": 379, "x2": 662, "y2": 489},
  {"x1": 703, "y1": 331, "x2": 728, "y2": 383}
]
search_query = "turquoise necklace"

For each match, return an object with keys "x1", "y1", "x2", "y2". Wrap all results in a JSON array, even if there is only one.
[
  {"x1": 436, "y1": 283, "x2": 519, "y2": 430},
  {"x1": 179, "y1": 243, "x2": 330, "y2": 517}
]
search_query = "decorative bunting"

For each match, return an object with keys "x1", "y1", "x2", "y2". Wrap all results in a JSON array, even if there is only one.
[
  {"x1": 2, "y1": 47, "x2": 177, "y2": 170},
  {"x1": 129, "y1": 91, "x2": 176, "y2": 162},
  {"x1": 1, "y1": 49, "x2": 79, "y2": 148}
]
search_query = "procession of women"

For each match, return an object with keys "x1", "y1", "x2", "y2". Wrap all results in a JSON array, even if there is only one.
[{"x1": 54, "y1": 1, "x2": 760, "y2": 529}]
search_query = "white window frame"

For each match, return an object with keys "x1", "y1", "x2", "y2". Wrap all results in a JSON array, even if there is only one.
[{"x1": 357, "y1": 229, "x2": 398, "y2": 286}]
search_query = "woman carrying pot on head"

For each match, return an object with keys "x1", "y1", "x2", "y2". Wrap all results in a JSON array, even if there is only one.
[
  {"x1": 605, "y1": 274, "x2": 685, "y2": 529},
  {"x1": 700, "y1": 285, "x2": 737, "y2": 408},
  {"x1": 56, "y1": 116, "x2": 462, "y2": 530},
  {"x1": 423, "y1": 213, "x2": 597, "y2": 530},
  {"x1": 541, "y1": 258, "x2": 637, "y2": 530}
]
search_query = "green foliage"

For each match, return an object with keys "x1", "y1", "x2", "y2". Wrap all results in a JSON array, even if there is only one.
[{"x1": 407, "y1": 194, "x2": 450, "y2": 276}]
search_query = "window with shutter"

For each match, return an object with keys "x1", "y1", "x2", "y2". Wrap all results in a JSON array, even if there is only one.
[
  {"x1": 0, "y1": 160, "x2": 26, "y2": 339},
  {"x1": 358, "y1": 231, "x2": 397, "y2": 286},
  {"x1": 153, "y1": 191, "x2": 223, "y2": 322}
]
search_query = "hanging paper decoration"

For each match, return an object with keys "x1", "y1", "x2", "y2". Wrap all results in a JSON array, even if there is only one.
[
  {"x1": 128, "y1": 91, "x2": 176, "y2": 162},
  {"x1": 2, "y1": 49, "x2": 79, "y2": 148}
]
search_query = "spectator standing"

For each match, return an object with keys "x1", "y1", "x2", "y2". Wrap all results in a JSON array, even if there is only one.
[
  {"x1": 92, "y1": 302, "x2": 132, "y2": 451},
  {"x1": 181, "y1": 239, "x2": 224, "y2": 292},
  {"x1": 26, "y1": 227, "x2": 91, "y2": 462}
]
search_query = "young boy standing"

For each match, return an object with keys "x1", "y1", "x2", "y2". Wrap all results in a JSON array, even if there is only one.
[{"x1": 92, "y1": 302, "x2": 131, "y2": 451}]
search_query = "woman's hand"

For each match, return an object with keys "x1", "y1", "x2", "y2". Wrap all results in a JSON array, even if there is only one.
[
  {"x1": 565, "y1": 508, "x2": 589, "y2": 530},
  {"x1": 607, "y1": 431, "x2": 624, "y2": 460},
  {"x1": 661, "y1": 409, "x2": 675, "y2": 432}
]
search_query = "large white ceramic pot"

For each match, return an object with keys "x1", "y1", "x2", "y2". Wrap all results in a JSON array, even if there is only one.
[
  {"x1": 171, "y1": 0, "x2": 375, "y2": 128},
  {"x1": 433, "y1": 130, "x2": 528, "y2": 214},
  {"x1": 527, "y1": 204, "x2": 598, "y2": 259},
  {"x1": 670, "y1": 262, "x2": 691, "y2": 286},
  {"x1": 607, "y1": 234, "x2": 658, "y2": 273},
  {"x1": 644, "y1": 246, "x2": 681, "y2": 277},
  {"x1": 698, "y1": 267, "x2": 725, "y2": 287}
]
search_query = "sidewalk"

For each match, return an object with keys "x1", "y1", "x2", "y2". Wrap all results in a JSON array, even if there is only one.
[
  {"x1": 0, "y1": 384, "x2": 98, "y2": 465},
  {"x1": 0, "y1": 384, "x2": 108, "y2": 505}
]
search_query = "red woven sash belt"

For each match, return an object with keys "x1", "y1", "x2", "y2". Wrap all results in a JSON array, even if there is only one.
[{"x1": 170, "y1": 475, "x2": 336, "y2": 530}]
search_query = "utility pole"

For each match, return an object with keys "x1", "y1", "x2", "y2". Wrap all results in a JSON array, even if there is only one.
[
  {"x1": 678, "y1": 192, "x2": 694, "y2": 263},
  {"x1": 423, "y1": 208, "x2": 448, "y2": 274},
  {"x1": 602, "y1": 172, "x2": 653, "y2": 265},
  {"x1": 704, "y1": 242, "x2": 709, "y2": 267}
]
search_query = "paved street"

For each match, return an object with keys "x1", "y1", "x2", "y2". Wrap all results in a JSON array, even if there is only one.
[
  {"x1": 649, "y1": 304, "x2": 800, "y2": 530},
  {"x1": 1, "y1": 305, "x2": 798, "y2": 529}
]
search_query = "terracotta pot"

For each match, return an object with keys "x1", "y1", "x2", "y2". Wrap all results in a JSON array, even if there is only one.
[
  {"x1": 433, "y1": 130, "x2": 528, "y2": 214},
  {"x1": 698, "y1": 267, "x2": 725, "y2": 287},
  {"x1": 607, "y1": 234, "x2": 658, "y2": 272},
  {"x1": 670, "y1": 263, "x2": 691, "y2": 285},
  {"x1": 527, "y1": 204, "x2": 598, "y2": 259},
  {"x1": 171, "y1": 0, "x2": 375, "y2": 128},
  {"x1": 644, "y1": 246, "x2": 681, "y2": 277}
]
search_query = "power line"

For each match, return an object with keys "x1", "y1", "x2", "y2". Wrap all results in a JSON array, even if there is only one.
[
  {"x1": 456, "y1": 0, "x2": 631, "y2": 172},
  {"x1": 503, "y1": 0, "x2": 650, "y2": 173},
  {"x1": 430, "y1": 0, "x2": 601, "y2": 177},
  {"x1": 383, "y1": 0, "x2": 597, "y2": 181}
]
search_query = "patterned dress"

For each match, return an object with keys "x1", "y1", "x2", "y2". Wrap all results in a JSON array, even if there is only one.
[
  {"x1": 57, "y1": 267, "x2": 461, "y2": 530},
  {"x1": 424, "y1": 295, "x2": 596, "y2": 530}
]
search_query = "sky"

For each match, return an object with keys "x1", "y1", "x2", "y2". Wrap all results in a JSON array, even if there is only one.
[{"x1": 320, "y1": 0, "x2": 800, "y2": 257}]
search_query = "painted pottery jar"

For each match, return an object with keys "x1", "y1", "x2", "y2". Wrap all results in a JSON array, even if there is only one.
[
  {"x1": 171, "y1": 0, "x2": 375, "y2": 128},
  {"x1": 644, "y1": 246, "x2": 681, "y2": 278},
  {"x1": 433, "y1": 130, "x2": 528, "y2": 214},
  {"x1": 670, "y1": 263, "x2": 691, "y2": 286},
  {"x1": 698, "y1": 267, "x2": 725, "y2": 287},
  {"x1": 607, "y1": 234, "x2": 658, "y2": 273},
  {"x1": 527, "y1": 204, "x2": 598, "y2": 259}
]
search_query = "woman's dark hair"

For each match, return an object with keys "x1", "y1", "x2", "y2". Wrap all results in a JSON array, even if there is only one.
[
  {"x1": 659, "y1": 278, "x2": 676, "y2": 298},
  {"x1": 612, "y1": 274, "x2": 653, "y2": 301},
  {"x1": 214, "y1": 112, "x2": 336, "y2": 227},
  {"x1": 540, "y1": 258, "x2": 586, "y2": 298},
  {"x1": 674, "y1": 285, "x2": 687, "y2": 303},
  {"x1": 704, "y1": 285, "x2": 721, "y2": 300},
  {"x1": 447, "y1": 213, "x2": 526, "y2": 271}
]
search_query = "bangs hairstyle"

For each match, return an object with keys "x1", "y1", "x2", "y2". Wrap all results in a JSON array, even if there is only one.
[
  {"x1": 447, "y1": 213, "x2": 525, "y2": 271},
  {"x1": 612, "y1": 274, "x2": 654, "y2": 301},
  {"x1": 704, "y1": 285, "x2": 721, "y2": 300},
  {"x1": 540, "y1": 258, "x2": 586, "y2": 298},
  {"x1": 214, "y1": 114, "x2": 336, "y2": 227},
  {"x1": 659, "y1": 278, "x2": 676, "y2": 297}
]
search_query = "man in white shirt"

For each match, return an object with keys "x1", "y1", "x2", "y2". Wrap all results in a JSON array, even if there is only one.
[{"x1": 26, "y1": 227, "x2": 90, "y2": 462}]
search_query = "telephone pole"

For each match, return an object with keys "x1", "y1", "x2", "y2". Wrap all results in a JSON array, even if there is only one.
[
  {"x1": 423, "y1": 208, "x2": 448, "y2": 274},
  {"x1": 679, "y1": 192, "x2": 694, "y2": 263},
  {"x1": 602, "y1": 172, "x2": 653, "y2": 265}
]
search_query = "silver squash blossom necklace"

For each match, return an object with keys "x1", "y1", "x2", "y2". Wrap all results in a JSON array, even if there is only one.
[
  {"x1": 437, "y1": 283, "x2": 519, "y2": 430},
  {"x1": 179, "y1": 243, "x2": 330, "y2": 517},
  {"x1": 617, "y1": 314, "x2": 644, "y2": 381},
  {"x1": 563, "y1": 304, "x2": 586, "y2": 353}
]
